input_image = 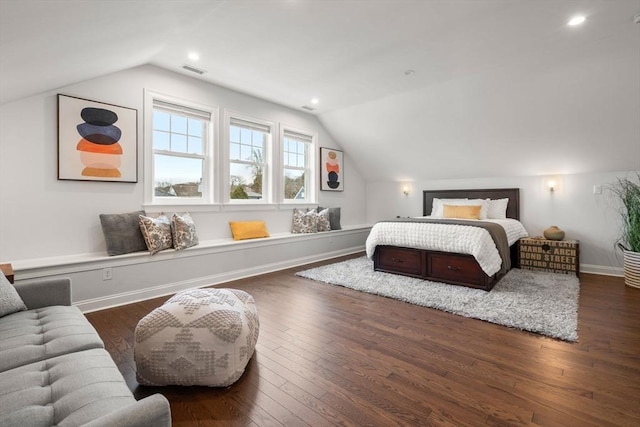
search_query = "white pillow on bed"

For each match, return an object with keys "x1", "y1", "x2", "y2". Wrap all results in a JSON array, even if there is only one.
[
  {"x1": 431, "y1": 198, "x2": 466, "y2": 217},
  {"x1": 487, "y1": 198, "x2": 509, "y2": 219},
  {"x1": 431, "y1": 198, "x2": 489, "y2": 219}
]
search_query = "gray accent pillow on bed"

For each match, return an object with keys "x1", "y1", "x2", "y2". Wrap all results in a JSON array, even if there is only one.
[{"x1": 100, "y1": 210, "x2": 148, "y2": 256}]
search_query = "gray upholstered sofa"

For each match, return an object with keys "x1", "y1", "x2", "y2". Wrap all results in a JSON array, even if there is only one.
[{"x1": 0, "y1": 270, "x2": 171, "y2": 426}]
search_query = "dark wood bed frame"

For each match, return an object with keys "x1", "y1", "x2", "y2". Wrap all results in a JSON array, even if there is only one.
[{"x1": 373, "y1": 188, "x2": 520, "y2": 291}]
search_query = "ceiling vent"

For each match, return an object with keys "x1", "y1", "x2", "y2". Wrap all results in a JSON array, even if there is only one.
[
  {"x1": 182, "y1": 64, "x2": 206, "y2": 75},
  {"x1": 301, "y1": 105, "x2": 316, "y2": 111}
]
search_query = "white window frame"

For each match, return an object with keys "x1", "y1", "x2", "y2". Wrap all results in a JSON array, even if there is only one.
[
  {"x1": 279, "y1": 125, "x2": 317, "y2": 204},
  {"x1": 143, "y1": 90, "x2": 218, "y2": 207},
  {"x1": 223, "y1": 111, "x2": 274, "y2": 205}
]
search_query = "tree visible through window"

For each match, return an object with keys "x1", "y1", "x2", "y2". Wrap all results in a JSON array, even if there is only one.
[
  {"x1": 229, "y1": 118, "x2": 269, "y2": 200},
  {"x1": 146, "y1": 96, "x2": 316, "y2": 206},
  {"x1": 283, "y1": 130, "x2": 312, "y2": 200}
]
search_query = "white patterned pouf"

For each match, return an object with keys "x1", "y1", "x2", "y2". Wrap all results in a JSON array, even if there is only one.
[{"x1": 134, "y1": 288, "x2": 259, "y2": 387}]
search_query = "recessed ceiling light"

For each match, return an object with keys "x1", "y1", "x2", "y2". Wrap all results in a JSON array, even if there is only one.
[
  {"x1": 188, "y1": 52, "x2": 200, "y2": 61},
  {"x1": 310, "y1": 98, "x2": 319, "y2": 105},
  {"x1": 567, "y1": 16, "x2": 586, "y2": 26}
]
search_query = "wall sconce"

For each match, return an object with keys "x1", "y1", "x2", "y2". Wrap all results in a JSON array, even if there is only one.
[
  {"x1": 542, "y1": 175, "x2": 561, "y2": 193},
  {"x1": 399, "y1": 181, "x2": 413, "y2": 196}
]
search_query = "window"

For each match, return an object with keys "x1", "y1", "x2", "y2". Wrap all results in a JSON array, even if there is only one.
[
  {"x1": 145, "y1": 92, "x2": 317, "y2": 208},
  {"x1": 282, "y1": 130, "x2": 313, "y2": 201},
  {"x1": 228, "y1": 117, "x2": 271, "y2": 201},
  {"x1": 151, "y1": 99, "x2": 213, "y2": 202}
]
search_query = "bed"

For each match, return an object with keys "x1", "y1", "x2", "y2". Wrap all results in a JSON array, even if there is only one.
[{"x1": 368, "y1": 188, "x2": 528, "y2": 291}]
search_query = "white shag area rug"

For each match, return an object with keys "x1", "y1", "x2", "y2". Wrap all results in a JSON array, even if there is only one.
[{"x1": 296, "y1": 257, "x2": 579, "y2": 342}]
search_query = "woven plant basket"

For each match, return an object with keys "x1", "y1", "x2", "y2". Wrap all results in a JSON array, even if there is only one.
[{"x1": 623, "y1": 249, "x2": 640, "y2": 289}]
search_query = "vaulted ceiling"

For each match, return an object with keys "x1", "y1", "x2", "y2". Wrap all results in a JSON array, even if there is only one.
[{"x1": 1, "y1": 0, "x2": 639, "y2": 181}]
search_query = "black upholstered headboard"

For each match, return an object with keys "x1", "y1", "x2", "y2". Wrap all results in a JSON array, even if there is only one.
[{"x1": 422, "y1": 188, "x2": 520, "y2": 220}]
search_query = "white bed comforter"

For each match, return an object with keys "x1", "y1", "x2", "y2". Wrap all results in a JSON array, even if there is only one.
[{"x1": 365, "y1": 218, "x2": 529, "y2": 276}]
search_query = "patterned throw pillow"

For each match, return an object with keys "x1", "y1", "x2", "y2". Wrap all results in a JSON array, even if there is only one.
[
  {"x1": 291, "y1": 208, "x2": 318, "y2": 233},
  {"x1": 171, "y1": 212, "x2": 199, "y2": 250},
  {"x1": 317, "y1": 208, "x2": 331, "y2": 232},
  {"x1": 139, "y1": 214, "x2": 173, "y2": 255},
  {"x1": 317, "y1": 206, "x2": 341, "y2": 230},
  {"x1": 0, "y1": 271, "x2": 27, "y2": 317}
]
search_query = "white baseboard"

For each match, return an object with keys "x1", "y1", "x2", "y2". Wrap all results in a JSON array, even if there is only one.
[
  {"x1": 579, "y1": 263, "x2": 623, "y2": 277},
  {"x1": 77, "y1": 246, "x2": 364, "y2": 313}
]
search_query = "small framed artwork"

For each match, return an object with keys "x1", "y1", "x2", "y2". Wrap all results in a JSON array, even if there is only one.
[
  {"x1": 58, "y1": 94, "x2": 138, "y2": 182},
  {"x1": 320, "y1": 147, "x2": 344, "y2": 191}
]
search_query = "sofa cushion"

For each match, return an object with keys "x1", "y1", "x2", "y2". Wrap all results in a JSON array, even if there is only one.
[
  {"x1": 0, "y1": 348, "x2": 137, "y2": 426},
  {"x1": 0, "y1": 305, "x2": 104, "y2": 372}
]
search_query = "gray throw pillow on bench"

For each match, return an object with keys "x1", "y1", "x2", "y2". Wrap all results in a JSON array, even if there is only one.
[{"x1": 100, "y1": 210, "x2": 148, "y2": 256}]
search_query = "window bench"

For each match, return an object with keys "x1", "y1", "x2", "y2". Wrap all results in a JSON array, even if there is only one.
[{"x1": 9, "y1": 225, "x2": 372, "y2": 312}]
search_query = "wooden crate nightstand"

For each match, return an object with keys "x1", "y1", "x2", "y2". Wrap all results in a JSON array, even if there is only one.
[{"x1": 518, "y1": 238, "x2": 579, "y2": 276}]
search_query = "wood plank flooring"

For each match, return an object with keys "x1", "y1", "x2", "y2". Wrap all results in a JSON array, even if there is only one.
[{"x1": 85, "y1": 253, "x2": 640, "y2": 426}]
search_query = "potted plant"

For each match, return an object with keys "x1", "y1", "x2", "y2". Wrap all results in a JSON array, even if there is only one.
[{"x1": 607, "y1": 172, "x2": 640, "y2": 288}]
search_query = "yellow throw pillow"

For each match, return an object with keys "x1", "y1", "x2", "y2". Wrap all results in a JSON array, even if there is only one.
[
  {"x1": 442, "y1": 204, "x2": 482, "y2": 220},
  {"x1": 229, "y1": 221, "x2": 270, "y2": 241}
]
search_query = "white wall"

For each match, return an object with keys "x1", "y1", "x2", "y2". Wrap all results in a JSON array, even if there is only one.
[
  {"x1": 366, "y1": 171, "x2": 632, "y2": 275},
  {"x1": 0, "y1": 61, "x2": 631, "y2": 312},
  {"x1": 0, "y1": 64, "x2": 367, "y2": 262}
]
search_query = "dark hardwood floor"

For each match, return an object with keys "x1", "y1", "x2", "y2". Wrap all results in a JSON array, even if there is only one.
[{"x1": 85, "y1": 253, "x2": 640, "y2": 426}]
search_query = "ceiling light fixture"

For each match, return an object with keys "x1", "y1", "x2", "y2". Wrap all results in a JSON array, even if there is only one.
[
  {"x1": 188, "y1": 52, "x2": 200, "y2": 61},
  {"x1": 310, "y1": 98, "x2": 319, "y2": 105},
  {"x1": 567, "y1": 15, "x2": 586, "y2": 26}
]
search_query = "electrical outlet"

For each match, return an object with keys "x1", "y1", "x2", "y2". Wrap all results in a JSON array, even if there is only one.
[
  {"x1": 102, "y1": 267, "x2": 112, "y2": 281},
  {"x1": 593, "y1": 185, "x2": 602, "y2": 195}
]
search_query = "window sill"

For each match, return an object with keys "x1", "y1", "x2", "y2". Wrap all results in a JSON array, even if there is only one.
[{"x1": 143, "y1": 202, "x2": 319, "y2": 213}]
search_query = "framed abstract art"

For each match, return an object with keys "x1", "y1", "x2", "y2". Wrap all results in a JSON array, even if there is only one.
[
  {"x1": 58, "y1": 94, "x2": 138, "y2": 182},
  {"x1": 320, "y1": 147, "x2": 344, "y2": 191}
]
